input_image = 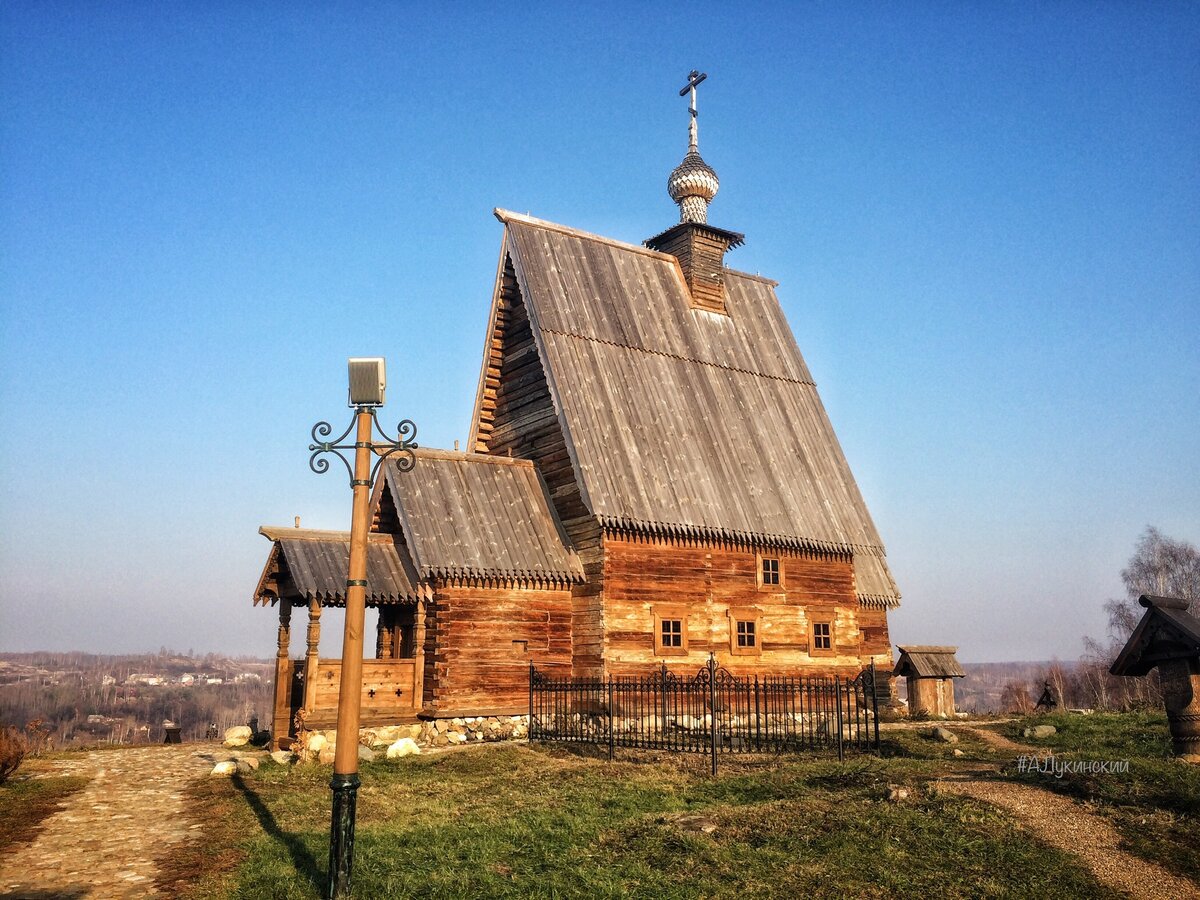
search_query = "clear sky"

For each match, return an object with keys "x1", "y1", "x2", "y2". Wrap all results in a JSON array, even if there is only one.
[{"x1": 1, "y1": 3, "x2": 1197, "y2": 663}]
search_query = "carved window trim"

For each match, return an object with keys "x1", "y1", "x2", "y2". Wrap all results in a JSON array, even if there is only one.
[
  {"x1": 811, "y1": 620, "x2": 834, "y2": 657},
  {"x1": 757, "y1": 553, "x2": 783, "y2": 590},
  {"x1": 653, "y1": 605, "x2": 689, "y2": 657},
  {"x1": 728, "y1": 608, "x2": 763, "y2": 656}
]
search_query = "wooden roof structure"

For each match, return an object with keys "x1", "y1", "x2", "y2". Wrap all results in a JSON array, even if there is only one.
[
  {"x1": 469, "y1": 210, "x2": 899, "y2": 607},
  {"x1": 1111, "y1": 595, "x2": 1200, "y2": 677},
  {"x1": 252, "y1": 528, "x2": 424, "y2": 606},
  {"x1": 894, "y1": 646, "x2": 964, "y2": 679},
  {"x1": 377, "y1": 449, "x2": 584, "y2": 586}
]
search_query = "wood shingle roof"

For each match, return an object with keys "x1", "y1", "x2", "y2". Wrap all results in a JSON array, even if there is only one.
[
  {"x1": 493, "y1": 210, "x2": 900, "y2": 607},
  {"x1": 380, "y1": 449, "x2": 584, "y2": 585},
  {"x1": 252, "y1": 528, "x2": 423, "y2": 606}
]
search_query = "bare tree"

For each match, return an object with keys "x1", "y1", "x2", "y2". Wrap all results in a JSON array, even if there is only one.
[
  {"x1": 1106, "y1": 526, "x2": 1200, "y2": 642},
  {"x1": 1000, "y1": 680, "x2": 1033, "y2": 714}
]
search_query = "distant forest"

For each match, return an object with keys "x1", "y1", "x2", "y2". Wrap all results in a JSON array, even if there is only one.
[{"x1": 0, "y1": 650, "x2": 273, "y2": 747}]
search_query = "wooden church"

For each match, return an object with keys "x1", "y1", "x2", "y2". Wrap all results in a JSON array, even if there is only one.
[{"x1": 253, "y1": 79, "x2": 900, "y2": 742}]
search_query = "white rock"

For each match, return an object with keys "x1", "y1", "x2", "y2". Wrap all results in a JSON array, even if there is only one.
[
  {"x1": 269, "y1": 751, "x2": 295, "y2": 765},
  {"x1": 236, "y1": 758, "x2": 260, "y2": 774},
  {"x1": 386, "y1": 737, "x2": 421, "y2": 758},
  {"x1": 210, "y1": 761, "x2": 238, "y2": 776},
  {"x1": 224, "y1": 725, "x2": 252, "y2": 744},
  {"x1": 318, "y1": 746, "x2": 337, "y2": 765},
  {"x1": 306, "y1": 733, "x2": 328, "y2": 753}
]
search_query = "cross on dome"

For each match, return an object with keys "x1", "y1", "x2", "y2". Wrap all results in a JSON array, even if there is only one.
[{"x1": 668, "y1": 70, "x2": 719, "y2": 225}]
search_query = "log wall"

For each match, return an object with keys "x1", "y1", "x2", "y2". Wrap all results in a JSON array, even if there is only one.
[
  {"x1": 422, "y1": 583, "x2": 573, "y2": 716},
  {"x1": 474, "y1": 253, "x2": 605, "y2": 678},
  {"x1": 601, "y1": 533, "x2": 891, "y2": 677}
]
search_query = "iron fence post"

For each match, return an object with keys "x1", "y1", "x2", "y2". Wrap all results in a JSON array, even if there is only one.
[
  {"x1": 605, "y1": 676, "x2": 614, "y2": 760},
  {"x1": 528, "y1": 661, "x2": 534, "y2": 740},
  {"x1": 836, "y1": 677, "x2": 845, "y2": 762},
  {"x1": 708, "y1": 654, "x2": 718, "y2": 776},
  {"x1": 871, "y1": 659, "x2": 880, "y2": 751}
]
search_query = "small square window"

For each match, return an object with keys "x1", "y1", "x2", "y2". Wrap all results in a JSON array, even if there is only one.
[
  {"x1": 728, "y1": 609, "x2": 763, "y2": 655},
  {"x1": 736, "y1": 620, "x2": 756, "y2": 648},
  {"x1": 512, "y1": 640, "x2": 528, "y2": 654},
  {"x1": 661, "y1": 619, "x2": 683, "y2": 648},
  {"x1": 761, "y1": 557, "x2": 780, "y2": 586},
  {"x1": 812, "y1": 622, "x2": 832, "y2": 652}
]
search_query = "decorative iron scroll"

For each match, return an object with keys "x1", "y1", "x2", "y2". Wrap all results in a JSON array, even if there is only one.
[{"x1": 308, "y1": 409, "x2": 418, "y2": 487}]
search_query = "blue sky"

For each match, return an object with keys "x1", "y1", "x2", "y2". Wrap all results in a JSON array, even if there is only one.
[{"x1": 1, "y1": 3, "x2": 1197, "y2": 662}]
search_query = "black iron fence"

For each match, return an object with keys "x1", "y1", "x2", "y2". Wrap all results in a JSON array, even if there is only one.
[{"x1": 529, "y1": 657, "x2": 879, "y2": 773}]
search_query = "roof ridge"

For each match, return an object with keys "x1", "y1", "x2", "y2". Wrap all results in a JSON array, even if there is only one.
[
  {"x1": 494, "y1": 209, "x2": 675, "y2": 262},
  {"x1": 258, "y1": 526, "x2": 399, "y2": 543},
  {"x1": 540, "y1": 327, "x2": 815, "y2": 387},
  {"x1": 410, "y1": 447, "x2": 535, "y2": 467}
]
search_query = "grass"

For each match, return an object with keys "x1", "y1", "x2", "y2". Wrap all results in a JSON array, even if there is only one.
[
  {"x1": 0, "y1": 774, "x2": 90, "y2": 852},
  {"x1": 169, "y1": 744, "x2": 1124, "y2": 899},
  {"x1": 994, "y1": 711, "x2": 1200, "y2": 883}
]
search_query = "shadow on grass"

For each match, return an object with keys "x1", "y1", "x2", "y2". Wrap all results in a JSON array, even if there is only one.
[
  {"x1": 231, "y1": 775, "x2": 322, "y2": 886},
  {"x1": 0, "y1": 890, "x2": 90, "y2": 899}
]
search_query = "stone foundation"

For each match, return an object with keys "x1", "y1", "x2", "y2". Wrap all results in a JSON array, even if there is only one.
[{"x1": 289, "y1": 715, "x2": 531, "y2": 762}]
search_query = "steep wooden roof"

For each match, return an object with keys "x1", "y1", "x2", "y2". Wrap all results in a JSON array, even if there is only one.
[
  {"x1": 484, "y1": 210, "x2": 899, "y2": 607},
  {"x1": 378, "y1": 449, "x2": 584, "y2": 585},
  {"x1": 894, "y1": 646, "x2": 965, "y2": 678},
  {"x1": 1111, "y1": 595, "x2": 1200, "y2": 677},
  {"x1": 252, "y1": 528, "x2": 423, "y2": 606}
]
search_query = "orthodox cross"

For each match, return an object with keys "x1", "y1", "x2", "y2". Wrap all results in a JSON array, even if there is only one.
[{"x1": 679, "y1": 69, "x2": 707, "y2": 150}]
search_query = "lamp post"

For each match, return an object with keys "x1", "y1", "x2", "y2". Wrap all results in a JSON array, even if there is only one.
[{"x1": 308, "y1": 357, "x2": 418, "y2": 899}]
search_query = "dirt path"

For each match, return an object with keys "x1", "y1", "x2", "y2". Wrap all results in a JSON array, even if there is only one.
[
  {"x1": 938, "y1": 773, "x2": 1200, "y2": 899},
  {"x1": 0, "y1": 745, "x2": 217, "y2": 899}
]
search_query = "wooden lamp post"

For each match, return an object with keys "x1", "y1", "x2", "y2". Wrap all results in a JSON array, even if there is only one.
[{"x1": 308, "y1": 358, "x2": 417, "y2": 899}]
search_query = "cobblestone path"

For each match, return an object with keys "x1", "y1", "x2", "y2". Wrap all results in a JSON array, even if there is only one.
[{"x1": 0, "y1": 745, "x2": 215, "y2": 899}]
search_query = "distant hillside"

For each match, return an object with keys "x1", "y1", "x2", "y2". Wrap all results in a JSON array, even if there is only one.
[{"x1": 0, "y1": 651, "x2": 273, "y2": 746}]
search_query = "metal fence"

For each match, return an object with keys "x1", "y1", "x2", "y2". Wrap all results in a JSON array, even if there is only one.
[{"x1": 529, "y1": 657, "x2": 879, "y2": 773}]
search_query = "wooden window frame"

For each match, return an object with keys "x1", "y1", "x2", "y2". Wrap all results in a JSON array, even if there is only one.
[
  {"x1": 652, "y1": 605, "x2": 689, "y2": 657},
  {"x1": 810, "y1": 620, "x2": 834, "y2": 657},
  {"x1": 757, "y1": 553, "x2": 783, "y2": 590},
  {"x1": 728, "y1": 608, "x2": 763, "y2": 656}
]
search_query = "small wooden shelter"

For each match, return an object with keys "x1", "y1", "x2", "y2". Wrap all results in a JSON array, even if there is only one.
[
  {"x1": 894, "y1": 646, "x2": 964, "y2": 718},
  {"x1": 1111, "y1": 595, "x2": 1200, "y2": 762}
]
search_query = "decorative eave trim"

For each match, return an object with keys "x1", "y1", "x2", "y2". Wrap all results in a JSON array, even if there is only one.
[{"x1": 431, "y1": 571, "x2": 581, "y2": 592}]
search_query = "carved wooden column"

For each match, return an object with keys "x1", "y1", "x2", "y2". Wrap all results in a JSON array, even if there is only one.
[
  {"x1": 1161, "y1": 657, "x2": 1200, "y2": 763},
  {"x1": 413, "y1": 599, "x2": 427, "y2": 710},
  {"x1": 303, "y1": 597, "x2": 322, "y2": 717},
  {"x1": 272, "y1": 602, "x2": 292, "y2": 749},
  {"x1": 378, "y1": 607, "x2": 394, "y2": 660}
]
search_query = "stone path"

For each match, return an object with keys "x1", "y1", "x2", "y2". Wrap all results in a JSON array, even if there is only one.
[{"x1": 0, "y1": 745, "x2": 215, "y2": 899}]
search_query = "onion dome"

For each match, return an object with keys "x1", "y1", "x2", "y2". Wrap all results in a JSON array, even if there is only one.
[{"x1": 668, "y1": 148, "x2": 719, "y2": 224}]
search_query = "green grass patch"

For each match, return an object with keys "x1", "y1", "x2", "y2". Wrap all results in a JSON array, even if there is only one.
[
  {"x1": 996, "y1": 711, "x2": 1200, "y2": 883},
  {"x1": 0, "y1": 774, "x2": 90, "y2": 852},
  {"x1": 179, "y1": 745, "x2": 1124, "y2": 899},
  {"x1": 998, "y1": 711, "x2": 1174, "y2": 759}
]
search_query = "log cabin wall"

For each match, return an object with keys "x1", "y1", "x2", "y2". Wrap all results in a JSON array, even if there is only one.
[
  {"x1": 601, "y1": 533, "x2": 890, "y2": 677},
  {"x1": 473, "y1": 253, "x2": 605, "y2": 678},
  {"x1": 647, "y1": 225, "x2": 733, "y2": 314},
  {"x1": 422, "y1": 582, "x2": 573, "y2": 716}
]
